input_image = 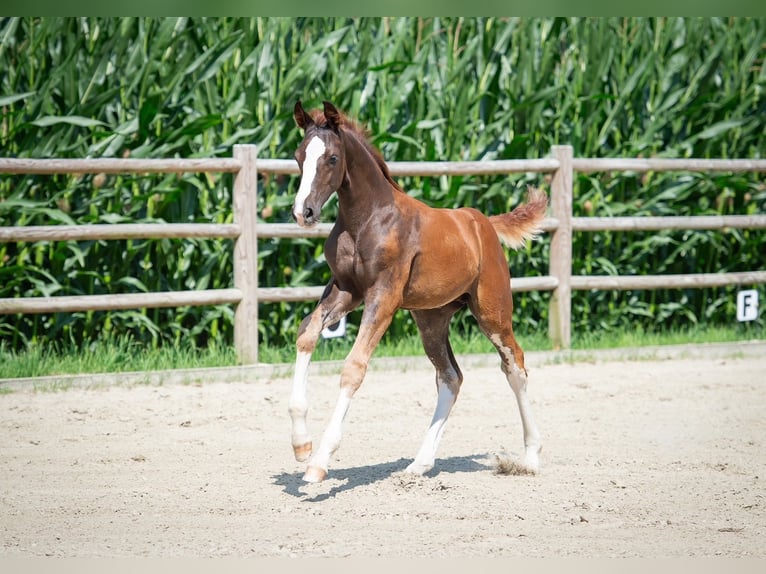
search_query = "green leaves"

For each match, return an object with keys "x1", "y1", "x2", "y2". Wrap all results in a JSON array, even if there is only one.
[
  {"x1": 0, "y1": 91, "x2": 35, "y2": 106},
  {"x1": 695, "y1": 120, "x2": 746, "y2": 141},
  {"x1": 31, "y1": 116, "x2": 108, "y2": 128},
  {"x1": 1, "y1": 17, "x2": 764, "y2": 353}
]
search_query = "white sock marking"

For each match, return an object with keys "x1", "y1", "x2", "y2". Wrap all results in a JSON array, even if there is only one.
[
  {"x1": 293, "y1": 136, "x2": 326, "y2": 223},
  {"x1": 490, "y1": 333, "x2": 541, "y2": 470},
  {"x1": 310, "y1": 389, "x2": 353, "y2": 471},
  {"x1": 490, "y1": 333, "x2": 515, "y2": 367},
  {"x1": 407, "y1": 383, "x2": 455, "y2": 474},
  {"x1": 289, "y1": 351, "x2": 312, "y2": 446}
]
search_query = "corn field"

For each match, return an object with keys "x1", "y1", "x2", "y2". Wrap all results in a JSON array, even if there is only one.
[{"x1": 1, "y1": 17, "x2": 764, "y2": 353}]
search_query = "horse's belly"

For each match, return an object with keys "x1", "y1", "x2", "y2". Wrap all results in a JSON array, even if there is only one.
[{"x1": 401, "y1": 256, "x2": 477, "y2": 310}]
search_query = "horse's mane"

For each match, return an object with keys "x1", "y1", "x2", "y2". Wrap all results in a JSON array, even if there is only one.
[{"x1": 309, "y1": 109, "x2": 404, "y2": 193}]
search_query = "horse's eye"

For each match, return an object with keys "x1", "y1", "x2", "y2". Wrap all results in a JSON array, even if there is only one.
[{"x1": 329, "y1": 155, "x2": 338, "y2": 166}]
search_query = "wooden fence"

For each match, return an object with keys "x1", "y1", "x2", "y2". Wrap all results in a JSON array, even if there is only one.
[{"x1": 1, "y1": 144, "x2": 765, "y2": 363}]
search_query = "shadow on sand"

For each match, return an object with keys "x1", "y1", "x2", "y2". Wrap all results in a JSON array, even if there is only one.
[{"x1": 271, "y1": 453, "x2": 494, "y2": 502}]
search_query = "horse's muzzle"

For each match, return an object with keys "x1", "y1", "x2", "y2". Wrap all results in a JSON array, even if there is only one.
[{"x1": 293, "y1": 205, "x2": 318, "y2": 228}]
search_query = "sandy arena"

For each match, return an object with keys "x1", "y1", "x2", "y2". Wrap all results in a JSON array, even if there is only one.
[{"x1": 1, "y1": 342, "x2": 764, "y2": 557}]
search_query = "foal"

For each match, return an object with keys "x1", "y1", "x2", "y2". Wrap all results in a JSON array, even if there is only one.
[{"x1": 289, "y1": 100, "x2": 547, "y2": 483}]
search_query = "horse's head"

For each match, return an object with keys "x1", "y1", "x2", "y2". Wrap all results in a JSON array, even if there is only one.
[{"x1": 292, "y1": 100, "x2": 346, "y2": 227}]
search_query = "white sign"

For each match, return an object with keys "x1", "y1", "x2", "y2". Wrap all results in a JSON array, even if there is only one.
[
  {"x1": 736, "y1": 289, "x2": 759, "y2": 322},
  {"x1": 322, "y1": 316, "x2": 347, "y2": 339}
]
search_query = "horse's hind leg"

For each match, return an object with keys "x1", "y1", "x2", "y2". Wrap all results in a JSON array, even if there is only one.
[
  {"x1": 470, "y1": 281, "x2": 542, "y2": 472},
  {"x1": 406, "y1": 304, "x2": 464, "y2": 475},
  {"x1": 492, "y1": 331, "x2": 542, "y2": 472},
  {"x1": 290, "y1": 280, "x2": 359, "y2": 463}
]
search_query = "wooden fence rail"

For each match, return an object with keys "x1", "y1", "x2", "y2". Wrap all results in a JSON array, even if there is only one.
[{"x1": 1, "y1": 145, "x2": 765, "y2": 362}]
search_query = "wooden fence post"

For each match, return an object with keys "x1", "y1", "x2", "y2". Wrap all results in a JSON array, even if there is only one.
[
  {"x1": 548, "y1": 145, "x2": 573, "y2": 349},
  {"x1": 233, "y1": 144, "x2": 259, "y2": 364}
]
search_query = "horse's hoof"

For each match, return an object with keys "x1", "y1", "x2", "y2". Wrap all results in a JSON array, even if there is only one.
[
  {"x1": 523, "y1": 445, "x2": 542, "y2": 473},
  {"x1": 302, "y1": 465, "x2": 327, "y2": 483},
  {"x1": 292, "y1": 442, "x2": 313, "y2": 462},
  {"x1": 404, "y1": 461, "x2": 433, "y2": 476}
]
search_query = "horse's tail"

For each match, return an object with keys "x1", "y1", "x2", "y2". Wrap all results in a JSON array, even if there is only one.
[{"x1": 489, "y1": 187, "x2": 549, "y2": 250}]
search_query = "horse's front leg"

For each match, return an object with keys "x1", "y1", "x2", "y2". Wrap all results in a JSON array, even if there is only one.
[
  {"x1": 289, "y1": 281, "x2": 358, "y2": 463},
  {"x1": 303, "y1": 290, "x2": 400, "y2": 483}
]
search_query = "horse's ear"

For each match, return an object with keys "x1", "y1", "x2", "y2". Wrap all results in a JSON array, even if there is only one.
[
  {"x1": 294, "y1": 100, "x2": 313, "y2": 130},
  {"x1": 323, "y1": 101, "x2": 342, "y2": 132}
]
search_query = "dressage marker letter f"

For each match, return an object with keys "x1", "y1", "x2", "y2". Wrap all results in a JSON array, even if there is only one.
[{"x1": 736, "y1": 289, "x2": 759, "y2": 322}]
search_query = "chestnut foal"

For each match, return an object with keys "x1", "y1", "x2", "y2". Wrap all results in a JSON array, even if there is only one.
[{"x1": 289, "y1": 100, "x2": 547, "y2": 483}]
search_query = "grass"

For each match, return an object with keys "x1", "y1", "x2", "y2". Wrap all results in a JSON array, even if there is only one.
[
  {"x1": 569, "y1": 323, "x2": 764, "y2": 350},
  {"x1": 0, "y1": 336, "x2": 237, "y2": 380},
  {"x1": 0, "y1": 323, "x2": 762, "y2": 380}
]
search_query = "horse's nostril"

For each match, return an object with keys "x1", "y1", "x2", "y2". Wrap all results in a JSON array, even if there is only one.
[{"x1": 304, "y1": 207, "x2": 314, "y2": 221}]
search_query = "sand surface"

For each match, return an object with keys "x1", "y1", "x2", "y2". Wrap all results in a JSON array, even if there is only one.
[{"x1": 1, "y1": 343, "x2": 764, "y2": 557}]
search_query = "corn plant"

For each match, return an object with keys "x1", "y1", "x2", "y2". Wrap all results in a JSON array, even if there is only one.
[{"x1": 1, "y1": 17, "x2": 764, "y2": 356}]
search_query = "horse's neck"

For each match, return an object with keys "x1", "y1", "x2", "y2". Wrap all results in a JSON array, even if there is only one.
[{"x1": 337, "y1": 131, "x2": 397, "y2": 235}]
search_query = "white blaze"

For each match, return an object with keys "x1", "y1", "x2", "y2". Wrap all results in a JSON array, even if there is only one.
[{"x1": 293, "y1": 136, "x2": 326, "y2": 222}]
